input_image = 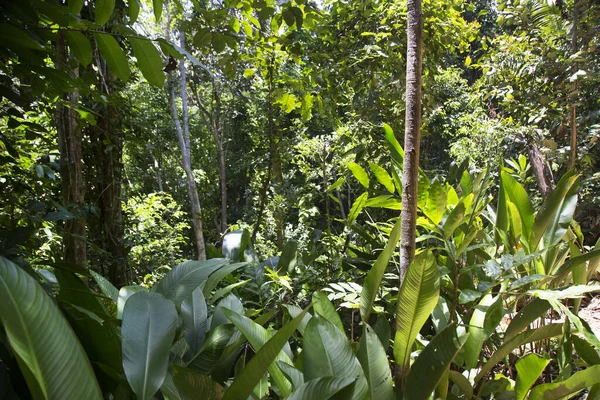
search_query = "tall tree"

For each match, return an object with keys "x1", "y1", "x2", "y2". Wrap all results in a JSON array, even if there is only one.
[{"x1": 399, "y1": 0, "x2": 424, "y2": 280}]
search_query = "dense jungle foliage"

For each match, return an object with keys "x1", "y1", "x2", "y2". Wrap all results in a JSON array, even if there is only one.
[{"x1": 1, "y1": 0, "x2": 600, "y2": 398}]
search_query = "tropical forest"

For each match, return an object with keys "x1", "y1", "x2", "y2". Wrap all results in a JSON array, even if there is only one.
[{"x1": 1, "y1": 0, "x2": 600, "y2": 398}]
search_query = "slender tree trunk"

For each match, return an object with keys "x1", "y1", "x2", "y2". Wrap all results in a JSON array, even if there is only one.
[
  {"x1": 399, "y1": 0, "x2": 423, "y2": 281},
  {"x1": 56, "y1": 32, "x2": 86, "y2": 267},
  {"x1": 568, "y1": 0, "x2": 578, "y2": 170},
  {"x1": 527, "y1": 142, "x2": 554, "y2": 197}
]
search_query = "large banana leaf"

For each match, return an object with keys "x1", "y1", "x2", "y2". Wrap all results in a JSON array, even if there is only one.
[
  {"x1": 117, "y1": 285, "x2": 146, "y2": 319},
  {"x1": 303, "y1": 315, "x2": 368, "y2": 400},
  {"x1": 0, "y1": 256, "x2": 102, "y2": 399},
  {"x1": 223, "y1": 307, "x2": 310, "y2": 400},
  {"x1": 223, "y1": 308, "x2": 294, "y2": 396},
  {"x1": 530, "y1": 170, "x2": 579, "y2": 260},
  {"x1": 171, "y1": 366, "x2": 224, "y2": 400},
  {"x1": 393, "y1": 250, "x2": 439, "y2": 369},
  {"x1": 287, "y1": 377, "x2": 355, "y2": 400},
  {"x1": 504, "y1": 298, "x2": 551, "y2": 341},
  {"x1": 515, "y1": 354, "x2": 549, "y2": 400},
  {"x1": 404, "y1": 323, "x2": 467, "y2": 400},
  {"x1": 529, "y1": 365, "x2": 600, "y2": 400},
  {"x1": 357, "y1": 325, "x2": 393, "y2": 400},
  {"x1": 360, "y1": 217, "x2": 401, "y2": 323},
  {"x1": 122, "y1": 291, "x2": 178, "y2": 400},
  {"x1": 463, "y1": 294, "x2": 495, "y2": 369},
  {"x1": 313, "y1": 290, "x2": 345, "y2": 334},
  {"x1": 181, "y1": 287, "x2": 208, "y2": 358},
  {"x1": 202, "y1": 262, "x2": 246, "y2": 296},
  {"x1": 187, "y1": 324, "x2": 236, "y2": 374},
  {"x1": 153, "y1": 259, "x2": 228, "y2": 305},
  {"x1": 90, "y1": 270, "x2": 118, "y2": 303},
  {"x1": 499, "y1": 170, "x2": 535, "y2": 245}
]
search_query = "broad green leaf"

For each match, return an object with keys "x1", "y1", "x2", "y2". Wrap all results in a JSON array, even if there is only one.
[
  {"x1": 383, "y1": 123, "x2": 404, "y2": 167},
  {"x1": 64, "y1": 31, "x2": 92, "y2": 66},
  {"x1": 475, "y1": 324, "x2": 563, "y2": 382},
  {"x1": 117, "y1": 285, "x2": 146, "y2": 319},
  {"x1": 404, "y1": 323, "x2": 468, "y2": 400},
  {"x1": 68, "y1": 0, "x2": 84, "y2": 14},
  {"x1": 505, "y1": 298, "x2": 551, "y2": 341},
  {"x1": 278, "y1": 241, "x2": 298, "y2": 274},
  {"x1": 348, "y1": 192, "x2": 368, "y2": 225},
  {"x1": 551, "y1": 300, "x2": 600, "y2": 350},
  {"x1": 357, "y1": 326, "x2": 393, "y2": 400},
  {"x1": 128, "y1": 0, "x2": 140, "y2": 23},
  {"x1": 360, "y1": 218, "x2": 401, "y2": 322},
  {"x1": 0, "y1": 257, "x2": 102, "y2": 400},
  {"x1": 181, "y1": 288, "x2": 208, "y2": 357},
  {"x1": 423, "y1": 180, "x2": 447, "y2": 225},
  {"x1": 500, "y1": 170, "x2": 534, "y2": 244},
  {"x1": 287, "y1": 377, "x2": 355, "y2": 400},
  {"x1": 0, "y1": 23, "x2": 43, "y2": 50},
  {"x1": 369, "y1": 162, "x2": 395, "y2": 193},
  {"x1": 394, "y1": 251, "x2": 439, "y2": 368},
  {"x1": 223, "y1": 307, "x2": 310, "y2": 400},
  {"x1": 552, "y1": 248, "x2": 600, "y2": 281},
  {"x1": 365, "y1": 195, "x2": 402, "y2": 209},
  {"x1": 529, "y1": 365, "x2": 600, "y2": 400},
  {"x1": 348, "y1": 162, "x2": 369, "y2": 188},
  {"x1": 443, "y1": 202, "x2": 465, "y2": 238},
  {"x1": 203, "y1": 262, "x2": 246, "y2": 296},
  {"x1": 328, "y1": 177, "x2": 346, "y2": 192},
  {"x1": 171, "y1": 366, "x2": 224, "y2": 400},
  {"x1": 153, "y1": 0, "x2": 163, "y2": 21},
  {"x1": 573, "y1": 336, "x2": 600, "y2": 366},
  {"x1": 122, "y1": 291, "x2": 178, "y2": 400},
  {"x1": 313, "y1": 291, "x2": 345, "y2": 334},
  {"x1": 130, "y1": 38, "x2": 165, "y2": 88},
  {"x1": 303, "y1": 316, "x2": 368, "y2": 400},
  {"x1": 210, "y1": 280, "x2": 250, "y2": 304},
  {"x1": 153, "y1": 259, "x2": 228, "y2": 305},
  {"x1": 515, "y1": 354, "x2": 550, "y2": 400},
  {"x1": 286, "y1": 305, "x2": 312, "y2": 335},
  {"x1": 448, "y1": 370, "x2": 473, "y2": 398},
  {"x1": 530, "y1": 170, "x2": 579, "y2": 252},
  {"x1": 529, "y1": 285, "x2": 600, "y2": 301},
  {"x1": 95, "y1": 33, "x2": 130, "y2": 82},
  {"x1": 224, "y1": 309, "x2": 294, "y2": 396},
  {"x1": 90, "y1": 270, "x2": 118, "y2": 303},
  {"x1": 187, "y1": 324, "x2": 235, "y2": 374},
  {"x1": 277, "y1": 361, "x2": 304, "y2": 390},
  {"x1": 95, "y1": 0, "x2": 115, "y2": 25}
]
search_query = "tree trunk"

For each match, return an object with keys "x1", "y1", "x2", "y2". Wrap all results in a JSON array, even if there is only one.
[
  {"x1": 568, "y1": 0, "x2": 578, "y2": 170},
  {"x1": 56, "y1": 32, "x2": 86, "y2": 267},
  {"x1": 527, "y1": 142, "x2": 554, "y2": 197},
  {"x1": 212, "y1": 85, "x2": 228, "y2": 234},
  {"x1": 168, "y1": 34, "x2": 206, "y2": 260},
  {"x1": 399, "y1": 0, "x2": 423, "y2": 281}
]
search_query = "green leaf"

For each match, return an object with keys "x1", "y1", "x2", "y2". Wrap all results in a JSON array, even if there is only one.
[
  {"x1": 187, "y1": 324, "x2": 235, "y2": 374},
  {"x1": 203, "y1": 262, "x2": 246, "y2": 296},
  {"x1": 369, "y1": 162, "x2": 395, "y2": 193},
  {"x1": 288, "y1": 377, "x2": 355, "y2": 400},
  {"x1": 153, "y1": 0, "x2": 163, "y2": 22},
  {"x1": 313, "y1": 291, "x2": 345, "y2": 335},
  {"x1": 357, "y1": 326, "x2": 393, "y2": 400},
  {"x1": 128, "y1": 0, "x2": 140, "y2": 23},
  {"x1": 383, "y1": 123, "x2": 404, "y2": 167},
  {"x1": 283, "y1": 8, "x2": 295, "y2": 26},
  {"x1": 328, "y1": 177, "x2": 346, "y2": 192},
  {"x1": 68, "y1": 0, "x2": 84, "y2": 14},
  {"x1": 130, "y1": 38, "x2": 165, "y2": 88},
  {"x1": 277, "y1": 361, "x2": 304, "y2": 390},
  {"x1": 117, "y1": 285, "x2": 146, "y2": 319},
  {"x1": 122, "y1": 291, "x2": 178, "y2": 400},
  {"x1": 224, "y1": 309, "x2": 294, "y2": 396},
  {"x1": 348, "y1": 192, "x2": 368, "y2": 225},
  {"x1": 95, "y1": 0, "x2": 115, "y2": 25},
  {"x1": 64, "y1": 31, "x2": 92, "y2": 66},
  {"x1": 95, "y1": 33, "x2": 130, "y2": 82},
  {"x1": 422, "y1": 180, "x2": 447, "y2": 225},
  {"x1": 393, "y1": 250, "x2": 439, "y2": 368},
  {"x1": 443, "y1": 202, "x2": 465, "y2": 238},
  {"x1": 303, "y1": 316, "x2": 368, "y2": 400},
  {"x1": 223, "y1": 307, "x2": 310, "y2": 400},
  {"x1": 360, "y1": 218, "x2": 401, "y2": 322},
  {"x1": 515, "y1": 354, "x2": 550, "y2": 400},
  {"x1": 529, "y1": 365, "x2": 600, "y2": 400},
  {"x1": 0, "y1": 23, "x2": 43, "y2": 50},
  {"x1": 212, "y1": 33, "x2": 226, "y2": 53},
  {"x1": 181, "y1": 288, "x2": 208, "y2": 357},
  {"x1": 0, "y1": 257, "x2": 102, "y2": 400},
  {"x1": 90, "y1": 270, "x2": 118, "y2": 303},
  {"x1": 475, "y1": 324, "x2": 564, "y2": 382},
  {"x1": 500, "y1": 170, "x2": 535, "y2": 243},
  {"x1": 505, "y1": 298, "x2": 551, "y2": 341},
  {"x1": 171, "y1": 366, "x2": 224, "y2": 399},
  {"x1": 278, "y1": 241, "x2": 298, "y2": 274},
  {"x1": 243, "y1": 68, "x2": 255, "y2": 78},
  {"x1": 530, "y1": 170, "x2": 579, "y2": 252},
  {"x1": 286, "y1": 305, "x2": 312, "y2": 335},
  {"x1": 448, "y1": 370, "x2": 473, "y2": 398},
  {"x1": 153, "y1": 259, "x2": 228, "y2": 305},
  {"x1": 404, "y1": 323, "x2": 468, "y2": 400},
  {"x1": 573, "y1": 336, "x2": 600, "y2": 366},
  {"x1": 348, "y1": 162, "x2": 369, "y2": 188}
]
